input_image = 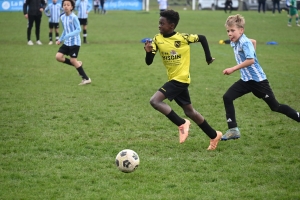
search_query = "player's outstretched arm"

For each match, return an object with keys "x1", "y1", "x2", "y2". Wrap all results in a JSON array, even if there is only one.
[
  {"x1": 198, "y1": 35, "x2": 214, "y2": 65},
  {"x1": 223, "y1": 58, "x2": 254, "y2": 75}
]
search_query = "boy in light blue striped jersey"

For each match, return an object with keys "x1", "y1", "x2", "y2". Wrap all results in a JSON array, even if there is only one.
[
  {"x1": 221, "y1": 14, "x2": 300, "y2": 141},
  {"x1": 55, "y1": 0, "x2": 91, "y2": 85},
  {"x1": 75, "y1": 0, "x2": 92, "y2": 43},
  {"x1": 44, "y1": 0, "x2": 63, "y2": 45}
]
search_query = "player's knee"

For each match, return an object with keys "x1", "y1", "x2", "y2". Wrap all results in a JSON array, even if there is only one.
[
  {"x1": 183, "y1": 107, "x2": 195, "y2": 118},
  {"x1": 183, "y1": 110, "x2": 192, "y2": 118},
  {"x1": 149, "y1": 98, "x2": 158, "y2": 109},
  {"x1": 183, "y1": 110, "x2": 190, "y2": 118},
  {"x1": 265, "y1": 98, "x2": 280, "y2": 112},
  {"x1": 223, "y1": 93, "x2": 233, "y2": 103},
  {"x1": 269, "y1": 103, "x2": 280, "y2": 112},
  {"x1": 55, "y1": 53, "x2": 63, "y2": 62}
]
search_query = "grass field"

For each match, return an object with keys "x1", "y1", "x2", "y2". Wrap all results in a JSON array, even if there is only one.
[{"x1": 0, "y1": 7, "x2": 300, "y2": 200}]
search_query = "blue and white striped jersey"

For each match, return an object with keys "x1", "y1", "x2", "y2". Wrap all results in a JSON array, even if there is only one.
[
  {"x1": 44, "y1": 3, "x2": 62, "y2": 23},
  {"x1": 157, "y1": 0, "x2": 168, "y2": 10},
  {"x1": 75, "y1": 0, "x2": 92, "y2": 19},
  {"x1": 230, "y1": 34, "x2": 267, "y2": 82},
  {"x1": 59, "y1": 12, "x2": 81, "y2": 46}
]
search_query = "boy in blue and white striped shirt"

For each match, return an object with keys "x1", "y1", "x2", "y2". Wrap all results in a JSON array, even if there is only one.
[
  {"x1": 75, "y1": 0, "x2": 92, "y2": 43},
  {"x1": 44, "y1": 0, "x2": 63, "y2": 45},
  {"x1": 56, "y1": 0, "x2": 91, "y2": 85},
  {"x1": 221, "y1": 14, "x2": 300, "y2": 140}
]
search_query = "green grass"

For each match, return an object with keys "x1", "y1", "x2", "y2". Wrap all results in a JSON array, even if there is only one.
[{"x1": 1, "y1": 8, "x2": 300, "y2": 200}]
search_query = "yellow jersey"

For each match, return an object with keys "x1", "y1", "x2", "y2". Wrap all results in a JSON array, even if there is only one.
[{"x1": 151, "y1": 32, "x2": 200, "y2": 84}]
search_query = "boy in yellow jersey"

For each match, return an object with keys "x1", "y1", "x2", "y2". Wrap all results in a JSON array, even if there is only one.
[{"x1": 144, "y1": 9, "x2": 222, "y2": 150}]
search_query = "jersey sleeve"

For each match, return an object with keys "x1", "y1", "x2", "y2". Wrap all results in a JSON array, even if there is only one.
[
  {"x1": 75, "y1": 0, "x2": 80, "y2": 10},
  {"x1": 151, "y1": 36, "x2": 158, "y2": 54},
  {"x1": 23, "y1": 0, "x2": 29, "y2": 14},
  {"x1": 44, "y1": 5, "x2": 50, "y2": 17},
  {"x1": 242, "y1": 40, "x2": 255, "y2": 59},
  {"x1": 180, "y1": 33, "x2": 213, "y2": 63},
  {"x1": 181, "y1": 33, "x2": 199, "y2": 43},
  {"x1": 87, "y1": 2, "x2": 92, "y2": 12},
  {"x1": 62, "y1": 16, "x2": 81, "y2": 41},
  {"x1": 60, "y1": 31, "x2": 65, "y2": 42},
  {"x1": 198, "y1": 34, "x2": 213, "y2": 62}
]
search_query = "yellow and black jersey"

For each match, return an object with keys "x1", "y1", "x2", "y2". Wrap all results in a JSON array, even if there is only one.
[{"x1": 151, "y1": 32, "x2": 200, "y2": 84}]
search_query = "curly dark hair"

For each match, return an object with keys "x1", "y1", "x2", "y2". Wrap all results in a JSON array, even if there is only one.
[
  {"x1": 62, "y1": 0, "x2": 75, "y2": 11},
  {"x1": 160, "y1": 10, "x2": 180, "y2": 28}
]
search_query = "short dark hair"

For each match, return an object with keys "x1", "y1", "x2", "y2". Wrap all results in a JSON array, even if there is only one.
[
  {"x1": 160, "y1": 10, "x2": 180, "y2": 28},
  {"x1": 62, "y1": 0, "x2": 75, "y2": 11}
]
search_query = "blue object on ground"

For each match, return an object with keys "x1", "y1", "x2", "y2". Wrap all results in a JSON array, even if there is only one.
[{"x1": 266, "y1": 41, "x2": 278, "y2": 45}]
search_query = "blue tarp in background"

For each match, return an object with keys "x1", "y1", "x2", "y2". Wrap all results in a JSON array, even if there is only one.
[{"x1": 0, "y1": 0, "x2": 143, "y2": 11}]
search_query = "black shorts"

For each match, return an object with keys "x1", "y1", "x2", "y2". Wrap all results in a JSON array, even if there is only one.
[
  {"x1": 159, "y1": 80, "x2": 191, "y2": 106},
  {"x1": 225, "y1": 79, "x2": 275, "y2": 99},
  {"x1": 58, "y1": 44, "x2": 80, "y2": 58},
  {"x1": 79, "y1": 18, "x2": 88, "y2": 25},
  {"x1": 49, "y1": 22, "x2": 59, "y2": 29}
]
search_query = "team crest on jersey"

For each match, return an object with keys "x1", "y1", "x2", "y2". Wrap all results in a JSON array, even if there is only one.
[{"x1": 174, "y1": 41, "x2": 181, "y2": 48}]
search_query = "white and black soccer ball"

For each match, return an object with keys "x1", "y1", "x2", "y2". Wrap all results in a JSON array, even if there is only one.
[{"x1": 115, "y1": 149, "x2": 140, "y2": 173}]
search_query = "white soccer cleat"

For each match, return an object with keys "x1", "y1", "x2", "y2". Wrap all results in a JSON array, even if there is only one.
[
  {"x1": 78, "y1": 78, "x2": 91, "y2": 85},
  {"x1": 27, "y1": 40, "x2": 34, "y2": 45},
  {"x1": 36, "y1": 40, "x2": 42, "y2": 45},
  {"x1": 48, "y1": 41, "x2": 53, "y2": 45}
]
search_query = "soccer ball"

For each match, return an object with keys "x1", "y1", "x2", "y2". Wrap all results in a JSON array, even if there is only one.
[{"x1": 115, "y1": 149, "x2": 140, "y2": 173}]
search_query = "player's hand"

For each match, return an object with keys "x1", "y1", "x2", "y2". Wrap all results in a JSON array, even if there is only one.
[
  {"x1": 56, "y1": 41, "x2": 61, "y2": 45},
  {"x1": 144, "y1": 40, "x2": 153, "y2": 52},
  {"x1": 39, "y1": 8, "x2": 44, "y2": 12},
  {"x1": 24, "y1": 14, "x2": 28, "y2": 19},
  {"x1": 223, "y1": 67, "x2": 235, "y2": 75}
]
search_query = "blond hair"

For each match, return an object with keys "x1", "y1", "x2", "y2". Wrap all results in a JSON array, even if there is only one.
[{"x1": 225, "y1": 14, "x2": 245, "y2": 28}]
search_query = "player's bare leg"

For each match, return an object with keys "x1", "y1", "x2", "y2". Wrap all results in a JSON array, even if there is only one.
[{"x1": 150, "y1": 91, "x2": 190, "y2": 143}]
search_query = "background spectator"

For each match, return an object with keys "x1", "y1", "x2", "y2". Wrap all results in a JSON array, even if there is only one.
[
  {"x1": 272, "y1": 0, "x2": 281, "y2": 14},
  {"x1": 258, "y1": 0, "x2": 266, "y2": 13},
  {"x1": 224, "y1": 0, "x2": 232, "y2": 13},
  {"x1": 23, "y1": 0, "x2": 46, "y2": 45}
]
